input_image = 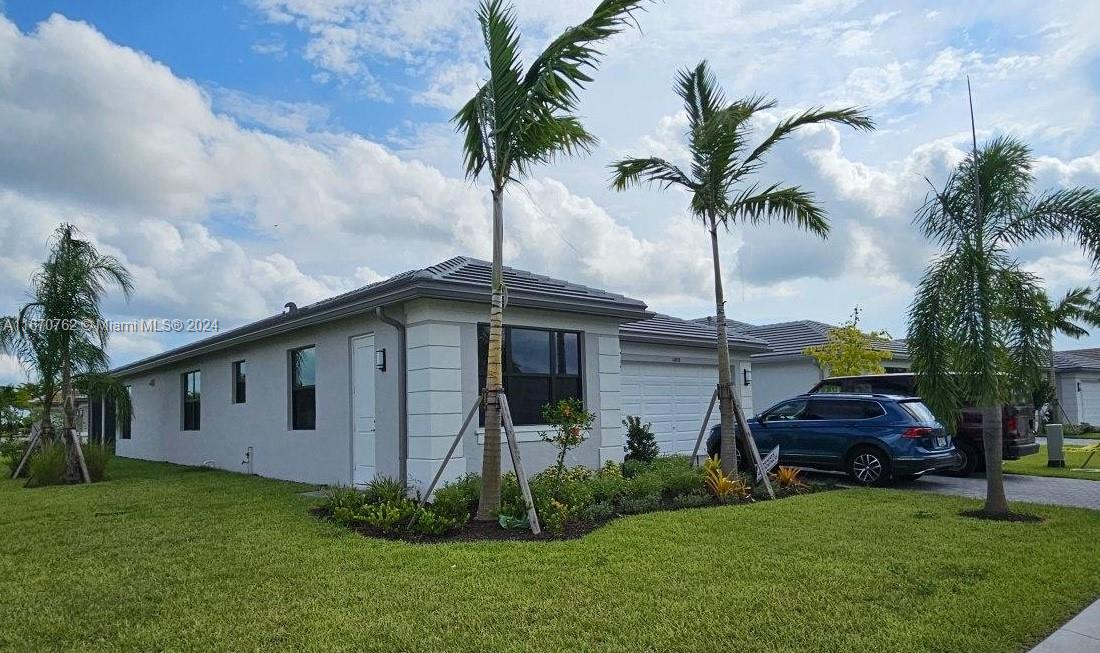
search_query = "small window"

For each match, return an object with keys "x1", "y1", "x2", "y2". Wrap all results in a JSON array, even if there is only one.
[
  {"x1": 900, "y1": 400, "x2": 936, "y2": 423},
  {"x1": 290, "y1": 346, "x2": 316, "y2": 430},
  {"x1": 806, "y1": 399, "x2": 884, "y2": 420},
  {"x1": 120, "y1": 385, "x2": 132, "y2": 440},
  {"x1": 182, "y1": 371, "x2": 201, "y2": 431},
  {"x1": 232, "y1": 360, "x2": 247, "y2": 404},
  {"x1": 766, "y1": 399, "x2": 808, "y2": 421}
]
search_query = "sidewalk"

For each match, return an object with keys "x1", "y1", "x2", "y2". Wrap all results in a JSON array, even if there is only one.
[{"x1": 1030, "y1": 598, "x2": 1100, "y2": 652}]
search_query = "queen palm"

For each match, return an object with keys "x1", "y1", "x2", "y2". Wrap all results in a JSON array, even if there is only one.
[
  {"x1": 4, "y1": 224, "x2": 132, "y2": 481},
  {"x1": 454, "y1": 0, "x2": 645, "y2": 519},
  {"x1": 909, "y1": 136, "x2": 1100, "y2": 516},
  {"x1": 1041, "y1": 287, "x2": 1100, "y2": 423},
  {"x1": 609, "y1": 61, "x2": 874, "y2": 476}
]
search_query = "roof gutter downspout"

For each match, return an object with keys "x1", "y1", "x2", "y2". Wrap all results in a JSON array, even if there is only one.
[{"x1": 377, "y1": 306, "x2": 408, "y2": 486}]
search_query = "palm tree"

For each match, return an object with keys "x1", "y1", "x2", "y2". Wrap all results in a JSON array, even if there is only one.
[
  {"x1": 1042, "y1": 287, "x2": 1100, "y2": 423},
  {"x1": 909, "y1": 136, "x2": 1100, "y2": 516},
  {"x1": 609, "y1": 61, "x2": 874, "y2": 476},
  {"x1": 7, "y1": 224, "x2": 132, "y2": 481},
  {"x1": 454, "y1": 0, "x2": 645, "y2": 520}
]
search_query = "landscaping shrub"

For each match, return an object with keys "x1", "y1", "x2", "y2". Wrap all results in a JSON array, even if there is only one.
[
  {"x1": 0, "y1": 435, "x2": 26, "y2": 474},
  {"x1": 624, "y1": 471, "x2": 664, "y2": 500},
  {"x1": 540, "y1": 398, "x2": 595, "y2": 482},
  {"x1": 670, "y1": 494, "x2": 711, "y2": 510},
  {"x1": 27, "y1": 443, "x2": 66, "y2": 487},
  {"x1": 431, "y1": 473, "x2": 480, "y2": 521},
  {"x1": 581, "y1": 501, "x2": 615, "y2": 522},
  {"x1": 623, "y1": 415, "x2": 659, "y2": 463},
  {"x1": 409, "y1": 508, "x2": 462, "y2": 536},
  {"x1": 773, "y1": 466, "x2": 808, "y2": 493},
  {"x1": 82, "y1": 442, "x2": 112, "y2": 482},
  {"x1": 588, "y1": 473, "x2": 630, "y2": 504},
  {"x1": 619, "y1": 493, "x2": 662, "y2": 515},
  {"x1": 363, "y1": 476, "x2": 407, "y2": 505},
  {"x1": 703, "y1": 457, "x2": 751, "y2": 504}
]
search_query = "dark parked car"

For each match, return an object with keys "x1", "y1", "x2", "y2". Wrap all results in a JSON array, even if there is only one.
[
  {"x1": 807, "y1": 373, "x2": 1039, "y2": 476},
  {"x1": 706, "y1": 393, "x2": 958, "y2": 485}
]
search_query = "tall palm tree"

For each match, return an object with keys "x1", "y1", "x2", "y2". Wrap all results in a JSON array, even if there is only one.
[
  {"x1": 7, "y1": 224, "x2": 132, "y2": 481},
  {"x1": 454, "y1": 0, "x2": 645, "y2": 519},
  {"x1": 1042, "y1": 287, "x2": 1100, "y2": 423},
  {"x1": 909, "y1": 136, "x2": 1100, "y2": 516},
  {"x1": 609, "y1": 61, "x2": 874, "y2": 476}
]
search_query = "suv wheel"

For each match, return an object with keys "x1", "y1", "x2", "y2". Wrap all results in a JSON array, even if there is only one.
[
  {"x1": 944, "y1": 440, "x2": 979, "y2": 477},
  {"x1": 848, "y1": 446, "x2": 891, "y2": 486}
]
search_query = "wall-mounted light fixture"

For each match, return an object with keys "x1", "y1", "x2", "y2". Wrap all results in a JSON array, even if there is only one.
[
  {"x1": 148, "y1": 378, "x2": 156, "y2": 387},
  {"x1": 743, "y1": 368, "x2": 752, "y2": 386},
  {"x1": 375, "y1": 348, "x2": 387, "y2": 372}
]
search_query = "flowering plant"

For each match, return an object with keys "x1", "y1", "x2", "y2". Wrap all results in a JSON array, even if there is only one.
[{"x1": 539, "y1": 397, "x2": 595, "y2": 484}]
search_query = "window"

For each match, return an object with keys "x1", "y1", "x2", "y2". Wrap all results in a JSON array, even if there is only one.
[
  {"x1": 900, "y1": 400, "x2": 936, "y2": 423},
  {"x1": 182, "y1": 371, "x2": 201, "y2": 431},
  {"x1": 290, "y1": 346, "x2": 316, "y2": 430},
  {"x1": 120, "y1": 385, "x2": 132, "y2": 440},
  {"x1": 232, "y1": 360, "x2": 247, "y2": 404},
  {"x1": 765, "y1": 399, "x2": 808, "y2": 421},
  {"x1": 477, "y1": 325, "x2": 583, "y2": 426},
  {"x1": 806, "y1": 398, "x2": 884, "y2": 420}
]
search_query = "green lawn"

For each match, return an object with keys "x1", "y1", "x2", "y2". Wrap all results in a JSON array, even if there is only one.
[
  {"x1": 2, "y1": 458, "x2": 1100, "y2": 653},
  {"x1": 1004, "y1": 445, "x2": 1100, "y2": 481}
]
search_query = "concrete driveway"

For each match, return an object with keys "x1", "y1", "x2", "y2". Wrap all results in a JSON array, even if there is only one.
[{"x1": 895, "y1": 473, "x2": 1100, "y2": 510}]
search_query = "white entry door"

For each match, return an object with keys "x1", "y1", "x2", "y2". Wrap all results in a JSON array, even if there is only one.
[{"x1": 352, "y1": 334, "x2": 377, "y2": 486}]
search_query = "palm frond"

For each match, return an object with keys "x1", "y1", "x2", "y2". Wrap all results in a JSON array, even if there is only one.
[
  {"x1": 741, "y1": 106, "x2": 874, "y2": 174},
  {"x1": 608, "y1": 157, "x2": 693, "y2": 192},
  {"x1": 908, "y1": 253, "x2": 965, "y2": 427},
  {"x1": 724, "y1": 183, "x2": 829, "y2": 237}
]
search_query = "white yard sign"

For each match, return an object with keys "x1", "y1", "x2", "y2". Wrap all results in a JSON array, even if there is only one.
[{"x1": 757, "y1": 446, "x2": 780, "y2": 481}]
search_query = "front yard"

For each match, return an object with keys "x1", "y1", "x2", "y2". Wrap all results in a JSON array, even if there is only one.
[
  {"x1": 1005, "y1": 445, "x2": 1100, "y2": 481},
  {"x1": 2, "y1": 458, "x2": 1100, "y2": 653}
]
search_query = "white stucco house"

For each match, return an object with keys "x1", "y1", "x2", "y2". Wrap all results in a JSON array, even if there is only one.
[
  {"x1": 109, "y1": 257, "x2": 768, "y2": 489},
  {"x1": 1054, "y1": 348, "x2": 1100, "y2": 426},
  {"x1": 692, "y1": 318, "x2": 910, "y2": 413}
]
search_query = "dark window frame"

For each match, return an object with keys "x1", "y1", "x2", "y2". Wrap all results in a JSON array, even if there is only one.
[
  {"x1": 477, "y1": 324, "x2": 584, "y2": 427},
  {"x1": 232, "y1": 360, "x2": 247, "y2": 404},
  {"x1": 289, "y1": 346, "x2": 316, "y2": 431},
  {"x1": 120, "y1": 385, "x2": 132, "y2": 440},
  {"x1": 182, "y1": 370, "x2": 201, "y2": 431}
]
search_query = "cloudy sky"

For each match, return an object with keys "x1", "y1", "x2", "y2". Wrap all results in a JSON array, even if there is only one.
[{"x1": 1, "y1": 0, "x2": 1099, "y2": 383}]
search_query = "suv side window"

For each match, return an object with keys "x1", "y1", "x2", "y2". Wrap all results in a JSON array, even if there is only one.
[
  {"x1": 806, "y1": 398, "x2": 885, "y2": 420},
  {"x1": 766, "y1": 399, "x2": 808, "y2": 421}
]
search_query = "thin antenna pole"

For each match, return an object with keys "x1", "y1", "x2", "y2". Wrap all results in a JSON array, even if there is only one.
[{"x1": 967, "y1": 76, "x2": 982, "y2": 223}]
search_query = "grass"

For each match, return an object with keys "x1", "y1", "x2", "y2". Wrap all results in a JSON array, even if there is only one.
[
  {"x1": 1004, "y1": 444, "x2": 1100, "y2": 481},
  {"x1": 2, "y1": 458, "x2": 1099, "y2": 652}
]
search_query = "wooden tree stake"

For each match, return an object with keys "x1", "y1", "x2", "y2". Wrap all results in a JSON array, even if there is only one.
[
  {"x1": 690, "y1": 387, "x2": 719, "y2": 464},
  {"x1": 499, "y1": 394, "x2": 541, "y2": 535}
]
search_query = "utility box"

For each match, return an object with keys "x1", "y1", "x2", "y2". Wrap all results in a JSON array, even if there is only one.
[{"x1": 1047, "y1": 424, "x2": 1066, "y2": 468}]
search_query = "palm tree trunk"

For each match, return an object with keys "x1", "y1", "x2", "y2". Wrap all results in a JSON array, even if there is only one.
[
  {"x1": 60, "y1": 343, "x2": 89, "y2": 483},
  {"x1": 981, "y1": 406, "x2": 1009, "y2": 514},
  {"x1": 475, "y1": 187, "x2": 505, "y2": 520},
  {"x1": 708, "y1": 217, "x2": 741, "y2": 477}
]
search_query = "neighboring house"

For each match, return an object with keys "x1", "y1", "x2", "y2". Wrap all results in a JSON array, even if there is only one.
[
  {"x1": 693, "y1": 318, "x2": 910, "y2": 413},
  {"x1": 1054, "y1": 348, "x2": 1100, "y2": 426},
  {"x1": 109, "y1": 257, "x2": 765, "y2": 489}
]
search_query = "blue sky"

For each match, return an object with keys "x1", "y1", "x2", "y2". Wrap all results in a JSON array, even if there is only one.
[{"x1": 1, "y1": 1, "x2": 1100, "y2": 382}]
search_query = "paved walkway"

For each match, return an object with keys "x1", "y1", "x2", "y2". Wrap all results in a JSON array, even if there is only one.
[
  {"x1": 1037, "y1": 436, "x2": 1099, "y2": 447},
  {"x1": 1029, "y1": 598, "x2": 1100, "y2": 652},
  {"x1": 895, "y1": 473, "x2": 1100, "y2": 510}
]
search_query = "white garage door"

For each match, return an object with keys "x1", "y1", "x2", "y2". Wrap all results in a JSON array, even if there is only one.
[
  {"x1": 621, "y1": 361, "x2": 719, "y2": 455},
  {"x1": 1080, "y1": 378, "x2": 1100, "y2": 425}
]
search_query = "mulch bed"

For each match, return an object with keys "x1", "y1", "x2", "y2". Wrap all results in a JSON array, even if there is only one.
[
  {"x1": 959, "y1": 509, "x2": 1044, "y2": 523},
  {"x1": 311, "y1": 484, "x2": 834, "y2": 544}
]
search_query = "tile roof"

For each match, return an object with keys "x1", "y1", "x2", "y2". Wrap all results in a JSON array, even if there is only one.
[
  {"x1": 620, "y1": 313, "x2": 771, "y2": 352},
  {"x1": 112, "y1": 256, "x2": 649, "y2": 376},
  {"x1": 1054, "y1": 348, "x2": 1100, "y2": 371},
  {"x1": 692, "y1": 317, "x2": 910, "y2": 360}
]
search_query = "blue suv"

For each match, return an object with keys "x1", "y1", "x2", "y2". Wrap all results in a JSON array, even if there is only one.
[{"x1": 706, "y1": 393, "x2": 958, "y2": 485}]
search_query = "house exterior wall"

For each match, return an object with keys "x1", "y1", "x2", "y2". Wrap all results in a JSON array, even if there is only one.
[
  {"x1": 750, "y1": 359, "x2": 823, "y2": 413},
  {"x1": 116, "y1": 311, "x2": 403, "y2": 485},
  {"x1": 398, "y1": 298, "x2": 623, "y2": 493},
  {"x1": 1058, "y1": 372, "x2": 1100, "y2": 426}
]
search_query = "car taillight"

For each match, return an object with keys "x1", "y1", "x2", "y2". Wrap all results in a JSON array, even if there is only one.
[
  {"x1": 902, "y1": 427, "x2": 932, "y2": 439},
  {"x1": 1005, "y1": 416, "x2": 1018, "y2": 434}
]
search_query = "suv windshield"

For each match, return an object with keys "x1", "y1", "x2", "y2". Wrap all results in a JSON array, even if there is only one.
[{"x1": 899, "y1": 400, "x2": 936, "y2": 423}]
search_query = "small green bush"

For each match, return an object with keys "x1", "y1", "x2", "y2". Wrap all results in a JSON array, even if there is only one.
[
  {"x1": 588, "y1": 473, "x2": 629, "y2": 504},
  {"x1": 82, "y1": 443, "x2": 112, "y2": 482},
  {"x1": 324, "y1": 485, "x2": 367, "y2": 514},
  {"x1": 356, "y1": 500, "x2": 418, "y2": 534},
  {"x1": 658, "y1": 467, "x2": 706, "y2": 498},
  {"x1": 410, "y1": 508, "x2": 463, "y2": 536},
  {"x1": 1, "y1": 435, "x2": 26, "y2": 474},
  {"x1": 582, "y1": 501, "x2": 615, "y2": 522},
  {"x1": 670, "y1": 494, "x2": 711, "y2": 510},
  {"x1": 431, "y1": 473, "x2": 480, "y2": 521},
  {"x1": 619, "y1": 493, "x2": 662, "y2": 515},
  {"x1": 363, "y1": 476, "x2": 407, "y2": 505},
  {"x1": 623, "y1": 415, "x2": 659, "y2": 463},
  {"x1": 624, "y1": 471, "x2": 664, "y2": 500},
  {"x1": 27, "y1": 443, "x2": 67, "y2": 487}
]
